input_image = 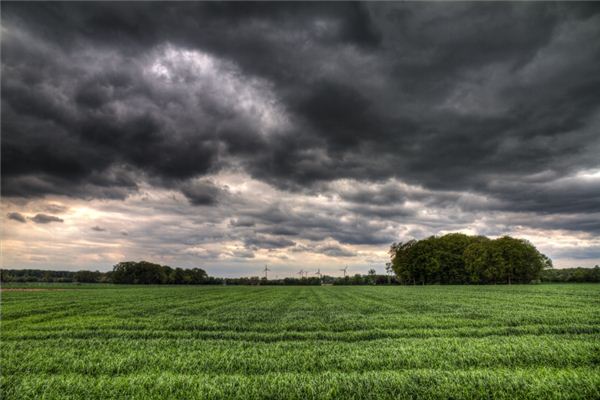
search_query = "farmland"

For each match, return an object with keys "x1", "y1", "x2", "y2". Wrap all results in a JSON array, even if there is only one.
[{"x1": 1, "y1": 284, "x2": 599, "y2": 399}]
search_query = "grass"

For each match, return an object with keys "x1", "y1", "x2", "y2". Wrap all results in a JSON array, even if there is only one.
[{"x1": 1, "y1": 284, "x2": 599, "y2": 399}]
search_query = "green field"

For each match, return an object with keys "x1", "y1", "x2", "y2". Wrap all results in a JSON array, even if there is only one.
[{"x1": 1, "y1": 284, "x2": 599, "y2": 399}]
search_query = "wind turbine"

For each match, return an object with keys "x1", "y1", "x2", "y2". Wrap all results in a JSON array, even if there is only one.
[
  {"x1": 263, "y1": 265, "x2": 270, "y2": 280},
  {"x1": 315, "y1": 268, "x2": 322, "y2": 279},
  {"x1": 340, "y1": 266, "x2": 348, "y2": 278},
  {"x1": 298, "y1": 269, "x2": 305, "y2": 278}
]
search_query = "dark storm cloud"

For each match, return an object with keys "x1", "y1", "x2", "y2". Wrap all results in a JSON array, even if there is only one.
[
  {"x1": 231, "y1": 249, "x2": 255, "y2": 259},
  {"x1": 317, "y1": 245, "x2": 356, "y2": 258},
  {"x1": 179, "y1": 180, "x2": 226, "y2": 206},
  {"x1": 290, "y1": 243, "x2": 356, "y2": 257},
  {"x1": 30, "y1": 214, "x2": 63, "y2": 224},
  {"x1": 244, "y1": 203, "x2": 395, "y2": 245},
  {"x1": 496, "y1": 212, "x2": 600, "y2": 236},
  {"x1": 346, "y1": 204, "x2": 414, "y2": 219},
  {"x1": 2, "y1": 2, "x2": 599, "y2": 238},
  {"x1": 257, "y1": 226, "x2": 299, "y2": 237},
  {"x1": 7, "y1": 212, "x2": 26, "y2": 223},
  {"x1": 339, "y1": 182, "x2": 408, "y2": 205},
  {"x1": 489, "y1": 178, "x2": 600, "y2": 215},
  {"x1": 244, "y1": 235, "x2": 295, "y2": 250}
]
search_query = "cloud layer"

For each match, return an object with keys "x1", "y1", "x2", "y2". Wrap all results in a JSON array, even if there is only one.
[{"x1": 2, "y1": 2, "x2": 599, "y2": 273}]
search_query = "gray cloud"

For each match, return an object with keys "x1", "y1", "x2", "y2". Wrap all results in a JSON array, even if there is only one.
[
  {"x1": 43, "y1": 203, "x2": 68, "y2": 214},
  {"x1": 1, "y1": 2, "x2": 599, "y2": 270},
  {"x1": 317, "y1": 245, "x2": 356, "y2": 258},
  {"x1": 4, "y1": 3, "x2": 599, "y2": 206},
  {"x1": 551, "y1": 247, "x2": 600, "y2": 261},
  {"x1": 231, "y1": 249, "x2": 255, "y2": 259},
  {"x1": 30, "y1": 214, "x2": 64, "y2": 224},
  {"x1": 244, "y1": 235, "x2": 296, "y2": 250},
  {"x1": 7, "y1": 212, "x2": 26, "y2": 223},
  {"x1": 179, "y1": 180, "x2": 226, "y2": 206},
  {"x1": 229, "y1": 217, "x2": 256, "y2": 228},
  {"x1": 243, "y1": 203, "x2": 394, "y2": 245}
]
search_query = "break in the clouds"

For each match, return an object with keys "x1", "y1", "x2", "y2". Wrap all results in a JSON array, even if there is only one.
[{"x1": 2, "y1": 2, "x2": 599, "y2": 275}]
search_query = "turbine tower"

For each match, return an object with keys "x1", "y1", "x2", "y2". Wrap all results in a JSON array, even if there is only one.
[
  {"x1": 315, "y1": 268, "x2": 322, "y2": 279},
  {"x1": 298, "y1": 269, "x2": 305, "y2": 278},
  {"x1": 263, "y1": 265, "x2": 270, "y2": 280},
  {"x1": 340, "y1": 266, "x2": 348, "y2": 278}
]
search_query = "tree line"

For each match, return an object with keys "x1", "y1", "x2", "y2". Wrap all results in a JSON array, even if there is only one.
[
  {"x1": 1, "y1": 238, "x2": 599, "y2": 285},
  {"x1": 111, "y1": 261, "x2": 213, "y2": 284},
  {"x1": 233, "y1": 270, "x2": 395, "y2": 286},
  {"x1": 390, "y1": 233, "x2": 553, "y2": 284},
  {"x1": 0, "y1": 263, "x2": 394, "y2": 286},
  {"x1": 541, "y1": 266, "x2": 600, "y2": 283},
  {"x1": 0, "y1": 261, "x2": 396, "y2": 285},
  {"x1": 0, "y1": 262, "x2": 216, "y2": 285},
  {"x1": 3, "y1": 264, "x2": 600, "y2": 285}
]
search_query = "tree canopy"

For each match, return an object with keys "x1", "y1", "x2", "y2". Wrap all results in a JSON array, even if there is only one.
[
  {"x1": 390, "y1": 234, "x2": 552, "y2": 284},
  {"x1": 111, "y1": 261, "x2": 208, "y2": 284}
]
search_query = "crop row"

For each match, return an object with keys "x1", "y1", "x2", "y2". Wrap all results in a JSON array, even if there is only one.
[
  {"x1": 2, "y1": 335, "x2": 598, "y2": 375},
  {"x1": 3, "y1": 369, "x2": 599, "y2": 400}
]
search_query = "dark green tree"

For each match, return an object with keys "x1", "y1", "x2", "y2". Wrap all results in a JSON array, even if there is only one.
[{"x1": 390, "y1": 234, "x2": 551, "y2": 285}]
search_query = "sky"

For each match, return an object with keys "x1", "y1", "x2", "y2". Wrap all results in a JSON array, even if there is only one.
[{"x1": 2, "y1": 2, "x2": 600, "y2": 277}]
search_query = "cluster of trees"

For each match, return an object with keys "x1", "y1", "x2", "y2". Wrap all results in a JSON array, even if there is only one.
[
  {"x1": 390, "y1": 233, "x2": 552, "y2": 285},
  {"x1": 111, "y1": 261, "x2": 214, "y2": 284},
  {"x1": 0, "y1": 262, "x2": 216, "y2": 285},
  {"x1": 0, "y1": 269, "x2": 109, "y2": 283},
  {"x1": 541, "y1": 266, "x2": 600, "y2": 283}
]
